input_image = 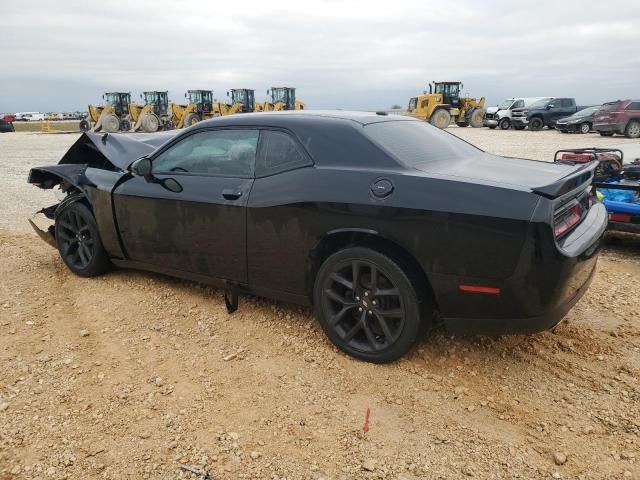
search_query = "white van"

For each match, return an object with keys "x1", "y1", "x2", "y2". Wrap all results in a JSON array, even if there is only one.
[
  {"x1": 16, "y1": 112, "x2": 46, "y2": 122},
  {"x1": 484, "y1": 98, "x2": 548, "y2": 130}
]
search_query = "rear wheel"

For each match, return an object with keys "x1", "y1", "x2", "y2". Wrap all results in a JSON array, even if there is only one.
[
  {"x1": 55, "y1": 201, "x2": 110, "y2": 277},
  {"x1": 529, "y1": 117, "x2": 544, "y2": 131},
  {"x1": 102, "y1": 114, "x2": 120, "y2": 133},
  {"x1": 183, "y1": 112, "x2": 201, "y2": 128},
  {"x1": 429, "y1": 109, "x2": 451, "y2": 129},
  {"x1": 141, "y1": 113, "x2": 159, "y2": 133},
  {"x1": 314, "y1": 247, "x2": 424, "y2": 363},
  {"x1": 498, "y1": 118, "x2": 511, "y2": 130},
  {"x1": 79, "y1": 119, "x2": 91, "y2": 132},
  {"x1": 625, "y1": 120, "x2": 640, "y2": 138}
]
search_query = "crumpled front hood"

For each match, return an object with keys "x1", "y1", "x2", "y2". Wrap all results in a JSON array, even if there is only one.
[
  {"x1": 485, "y1": 106, "x2": 500, "y2": 114},
  {"x1": 59, "y1": 131, "x2": 180, "y2": 171}
]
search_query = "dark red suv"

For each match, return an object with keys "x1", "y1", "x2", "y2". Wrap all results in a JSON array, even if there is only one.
[{"x1": 594, "y1": 99, "x2": 640, "y2": 138}]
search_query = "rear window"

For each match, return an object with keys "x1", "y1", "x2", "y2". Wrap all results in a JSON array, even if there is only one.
[
  {"x1": 363, "y1": 120, "x2": 481, "y2": 167},
  {"x1": 600, "y1": 102, "x2": 620, "y2": 111}
]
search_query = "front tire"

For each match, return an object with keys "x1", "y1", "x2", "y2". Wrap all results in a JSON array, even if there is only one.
[
  {"x1": 141, "y1": 113, "x2": 159, "y2": 133},
  {"x1": 183, "y1": 112, "x2": 201, "y2": 128},
  {"x1": 55, "y1": 201, "x2": 110, "y2": 277},
  {"x1": 314, "y1": 247, "x2": 423, "y2": 363},
  {"x1": 498, "y1": 118, "x2": 510, "y2": 130},
  {"x1": 529, "y1": 117, "x2": 544, "y2": 131},
  {"x1": 579, "y1": 122, "x2": 591, "y2": 134},
  {"x1": 429, "y1": 109, "x2": 451, "y2": 129}
]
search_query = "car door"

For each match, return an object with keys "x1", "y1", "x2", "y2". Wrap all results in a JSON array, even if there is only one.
[
  {"x1": 112, "y1": 127, "x2": 259, "y2": 283},
  {"x1": 246, "y1": 129, "x2": 314, "y2": 294}
]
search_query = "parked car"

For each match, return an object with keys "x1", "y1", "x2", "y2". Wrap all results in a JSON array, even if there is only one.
[
  {"x1": 594, "y1": 100, "x2": 640, "y2": 138},
  {"x1": 511, "y1": 98, "x2": 581, "y2": 131},
  {"x1": 27, "y1": 111, "x2": 606, "y2": 363},
  {"x1": 484, "y1": 97, "x2": 549, "y2": 130},
  {"x1": 16, "y1": 112, "x2": 45, "y2": 122},
  {"x1": 0, "y1": 114, "x2": 16, "y2": 123},
  {"x1": 555, "y1": 105, "x2": 601, "y2": 134},
  {"x1": 0, "y1": 118, "x2": 15, "y2": 133}
]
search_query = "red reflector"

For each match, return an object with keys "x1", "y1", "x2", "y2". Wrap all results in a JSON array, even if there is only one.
[
  {"x1": 459, "y1": 285, "x2": 501, "y2": 295},
  {"x1": 610, "y1": 213, "x2": 631, "y2": 222}
]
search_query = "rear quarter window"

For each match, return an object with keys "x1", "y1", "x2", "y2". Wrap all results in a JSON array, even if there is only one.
[
  {"x1": 363, "y1": 120, "x2": 482, "y2": 167},
  {"x1": 625, "y1": 102, "x2": 640, "y2": 111}
]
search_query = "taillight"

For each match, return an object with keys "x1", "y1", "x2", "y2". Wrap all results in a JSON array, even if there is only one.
[{"x1": 554, "y1": 203, "x2": 583, "y2": 238}]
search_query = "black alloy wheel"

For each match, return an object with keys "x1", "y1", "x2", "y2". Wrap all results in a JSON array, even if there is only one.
[
  {"x1": 315, "y1": 247, "x2": 423, "y2": 363},
  {"x1": 55, "y1": 201, "x2": 110, "y2": 277}
]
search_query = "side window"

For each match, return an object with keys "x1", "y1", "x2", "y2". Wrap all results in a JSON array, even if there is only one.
[
  {"x1": 256, "y1": 130, "x2": 312, "y2": 177},
  {"x1": 626, "y1": 102, "x2": 640, "y2": 111},
  {"x1": 512, "y1": 100, "x2": 524, "y2": 109},
  {"x1": 561, "y1": 99, "x2": 573, "y2": 108},
  {"x1": 153, "y1": 129, "x2": 259, "y2": 177}
]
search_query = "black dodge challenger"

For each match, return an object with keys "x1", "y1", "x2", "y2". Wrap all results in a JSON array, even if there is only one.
[{"x1": 28, "y1": 111, "x2": 607, "y2": 362}]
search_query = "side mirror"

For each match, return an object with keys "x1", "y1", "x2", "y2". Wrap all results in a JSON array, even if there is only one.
[
  {"x1": 546, "y1": 104, "x2": 554, "y2": 109},
  {"x1": 130, "y1": 157, "x2": 152, "y2": 177}
]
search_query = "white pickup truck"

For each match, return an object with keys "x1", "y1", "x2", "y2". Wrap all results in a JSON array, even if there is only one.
[
  {"x1": 15, "y1": 112, "x2": 46, "y2": 122},
  {"x1": 483, "y1": 98, "x2": 548, "y2": 130}
]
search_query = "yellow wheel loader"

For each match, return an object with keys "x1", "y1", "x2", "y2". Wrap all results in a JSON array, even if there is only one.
[
  {"x1": 80, "y1": 92, "x2": 132, "y2": 133},
  {"x1": 406, "y1": 81, "x2": 485, "y2": 129},
  {"x1": 170, "y1": 90, "x2": 214, "y2": 129},
  {"x1": 260, "y1": 87, "x2": 305, "y2": 111},
  {"x1": 129, "y1": 91, "x2": 172, "y2": 133},
  {"x1": 211, "y1": 89, "x2": 258, "y2": 116}
]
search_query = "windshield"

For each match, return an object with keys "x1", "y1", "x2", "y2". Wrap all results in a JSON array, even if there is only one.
[
  {"x1": 232, "y1": 90, "x2": 247, "y2": 103},
  {"x1": 498, "y1": 100, "x2": 513, "y2": 109},
  {"x1": 188, "y1": 91, "x2": 203, "y2": 104},
  {"x1": 272, "y1": 88, "x2": 293, "y2": 104},
  {"x1": 527, "y1": 98, "x2": 552, "y2": 109},
  {"x1": 572, "y1": 106, "x2": 600, "y2": 117},
  {"x1": 144, "y1": 92, "x2": 159, "y2": 104},
  {"x1": 434, "y1": 83, "x2": 460, "y2": 97},
  {"x1": 363, "y1": 120, "x2": 482, "y2": 167}
]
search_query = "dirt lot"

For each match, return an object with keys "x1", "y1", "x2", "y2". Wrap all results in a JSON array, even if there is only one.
[{"x1": 1, "y1": 129, "x2": 639, "y2": 480}]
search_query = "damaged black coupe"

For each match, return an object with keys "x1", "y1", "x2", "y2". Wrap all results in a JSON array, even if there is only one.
[{"x1": 28, "y1": 111, "x2": 607, "y2": 362}]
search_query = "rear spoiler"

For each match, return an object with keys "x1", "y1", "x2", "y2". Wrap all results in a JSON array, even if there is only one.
[{"x1": 532, "y1": 161, "x2": 598, "y2": 198}]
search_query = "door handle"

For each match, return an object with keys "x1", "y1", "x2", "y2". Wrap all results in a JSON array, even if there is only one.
[{"x1": 222, "y1": 189, "x2": 243, "y2": 200}]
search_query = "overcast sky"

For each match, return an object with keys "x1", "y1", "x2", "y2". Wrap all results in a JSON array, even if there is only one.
[{"x1": 2, "y1": 0, "x2": 639, "y2": 113}]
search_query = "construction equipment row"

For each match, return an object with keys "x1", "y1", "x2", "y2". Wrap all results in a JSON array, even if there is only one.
[
  {"x1": 81, "y1": 81, "x2": 486, "y2": 133},
  {"x1": 81, "y1": 87, "x2": 305, "y2": 133}
]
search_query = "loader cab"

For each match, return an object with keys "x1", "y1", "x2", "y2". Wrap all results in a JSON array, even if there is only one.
[
  {"x1": 187, "y1": 90, "x2": 213, "y2": 114},
  {"x1": 433, "y1": 81, "x2": 461, "y2": 107},
  {"x1": 269, "y1": 87, "x2": 296, "y2": 110},
  {"x1": 142, "y1": 91, "x2": 169, "y2": 115},
  {"x1": 103, "y1": 92, "x2": 131, "y2": 116},
  {"x1": 230, "y1": 89, "x2": 255, "y2": 112}
]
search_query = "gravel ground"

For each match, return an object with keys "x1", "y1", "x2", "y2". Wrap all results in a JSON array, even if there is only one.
[{"x1": 1, "y1": 128, "x2": 639, "y2": 480}]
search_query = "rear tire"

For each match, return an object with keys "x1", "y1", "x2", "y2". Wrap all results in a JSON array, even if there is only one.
[
  {"x1": 498, "y1": 118, "x2": 510, "y2": 130},
  {"x1": 625, "y1": 120, "x2": 640, "y2": 139},
  {"x1": 529, "y1": 117, "x2": 544, "y2": 131},
  {"x1": 183, "y1": 112, "x2": 201, "y2": 128},
  {"x1": 102, "y1": 114, "x2": 120, "y2": 133},
  {"x1": 141, "y1": 113, "x2": 159, "y2": 133},
  {"x1": 314, "y1": 247, "x2": 425, "y2": 363},
  {"x1": 429, "y1": 109, "x2": 451, "y2": 129},
  {"x1": 55, "y1": 201, "x2": 110, "y2": 277},
  {"x1": 79, "y1": 119, "x2": 91, "y2": 132}
]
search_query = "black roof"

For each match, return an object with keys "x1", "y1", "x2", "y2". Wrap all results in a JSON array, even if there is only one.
[{"x1": 192, "y1": 110, "x2": 415, "y2": 130}]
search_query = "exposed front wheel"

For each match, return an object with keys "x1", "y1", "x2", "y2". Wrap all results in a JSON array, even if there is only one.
[
  {"x1": 498, "y1": 118, "x2": 510, "y2": 130},
  {"x1": 429, "y1": 109, "x2": 451, "y2": 129},
  {"x1": 79, "y1": 119, "x2": 91, "y2": 132},
  {"x1": 141, "y1": 113, "x2": 159, "y2": 133},
  {"x1": 579, "y1": 122, "x2": 591, "y2": 134},
  {"x1": 55, "y1": 201, "x2": 110, "y2": 277},
  {"x1": 314, "y1": 247, "x2": 424, "y2": 363}
]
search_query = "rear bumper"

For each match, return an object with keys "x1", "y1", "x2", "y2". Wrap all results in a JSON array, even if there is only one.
[{"x1": 440, "y1": 203, "x2": 607, "y2": 336}]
